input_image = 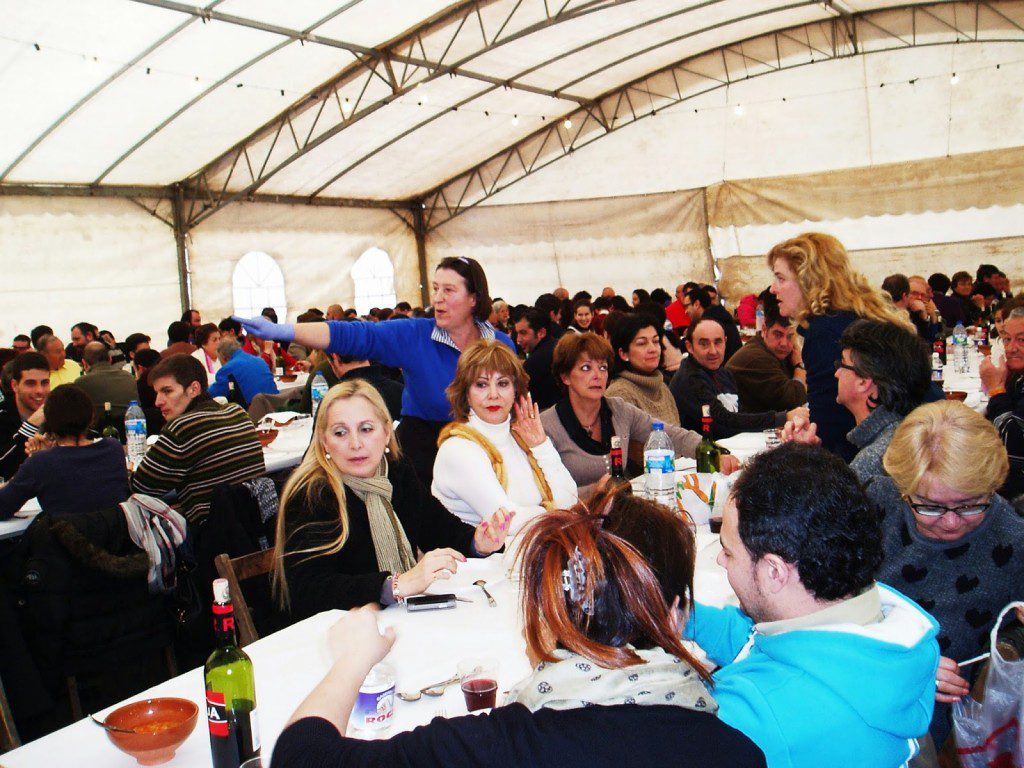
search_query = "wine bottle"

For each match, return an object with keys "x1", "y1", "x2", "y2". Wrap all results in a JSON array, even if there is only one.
[
  {"x1": 695, "y1": 405, "x2": 721, "y2": 473},
  {"x1": 100, "y1": 402, "x2": 122, "y2": 443},
  {"x1": 205, "y1": 579, "x2": 260, "y2": 768},
  {"x1": 609, "y1": 436, "x2": 631, "y2": 493}
]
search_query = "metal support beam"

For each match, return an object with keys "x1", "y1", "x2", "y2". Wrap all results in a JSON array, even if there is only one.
[
  {"x1": 413, "y1": 204, "x2": 430, "y2": 308},
  {"x1": 175, "y1": 0, "x2": 625, "y2": 229},
  {"x1": 171, "y1": 186, "x2": 192, "y2": 313}
]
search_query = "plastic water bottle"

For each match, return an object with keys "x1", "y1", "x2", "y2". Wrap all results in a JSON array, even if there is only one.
[
  {"x1": 643, "y1": 422, "x2": 675, "y2": 508},
  {"x1": 310, "y1": 372, "x2": 329, "y2": 420},
  {"x1": 350, "y1": 662, "x2": 395, "y2": 732},
  {"x1": 124, "y1": 400, "x2": 147, "y2": 466},
  {"x1": 952, "y1": 322, "x2": 969, "y2": 375},
  {"x1": 755, "y1": 303, "x2": 765, "y2": 332}
]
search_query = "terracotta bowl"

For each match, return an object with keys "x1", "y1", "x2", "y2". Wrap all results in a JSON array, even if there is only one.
[
  {"x1": 103, "y1": 697, "x2": 198, "y2": 766},
  {"x1": 278, "y1": 373, "x2": 298, "y2": 383},
  {"x1": 257, "y1": 427, "x2": 279, "y2": 447},
  {"x1": 945, "y1": 390, "x2": 969, "y2": 401}
]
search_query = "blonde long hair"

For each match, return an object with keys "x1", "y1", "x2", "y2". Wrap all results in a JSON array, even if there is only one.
[
  {"x1": 767, "y1": 232, "x2": 913, "y2": 331},
  {"x1": 272, "y1": 379, "x2": 401, "y2": 609}
]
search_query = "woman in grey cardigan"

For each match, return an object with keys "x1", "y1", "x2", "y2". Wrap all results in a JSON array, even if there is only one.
[{"x1": 539, "y1": 333, "x2": 739, "y2": 494}]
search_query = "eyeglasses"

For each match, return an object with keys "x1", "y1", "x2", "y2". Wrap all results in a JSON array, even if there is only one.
[
  {"x1": 902, "y1": 495, "x2": 992, "y2": 518},
  {"x1": 833, "y1": 359, "x2": 859, "y2": 374}
]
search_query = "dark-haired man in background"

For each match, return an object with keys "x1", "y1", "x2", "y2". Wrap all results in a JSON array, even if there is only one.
[
  {"x1": 685, "y1": 286, "x2": 741, "y2": 363},
  {"x1": 725, "y1": 302, "x2": 806, "y2": 414},
  {"x1": 0, "y1": 353, "x2": 50, "y2": 480},
  {"x1": 515, "y1": 308, "x2": 560, "y2": 409},
  {"x1": 687, "y1": 442, "x2": 938, "y2": 768},
  {"x1": 834, "y1": 320, "x2": 931, "y2": 481},
  {"x1": 132, "y1": 354, "x2": 263, "y2": 525}
]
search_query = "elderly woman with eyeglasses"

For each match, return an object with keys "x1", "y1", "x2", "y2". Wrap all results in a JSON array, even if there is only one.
[{"x1": 865, "y1": 400, "x2": 1024, "y2": 749}]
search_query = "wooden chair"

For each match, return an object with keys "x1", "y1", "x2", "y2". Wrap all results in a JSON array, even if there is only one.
[
  {"x1": 213, "y1": 549, "x2": 276, "y2": 648},
  {"x1": 0, "y1": 671, "x2": 20, "y2": 752}
]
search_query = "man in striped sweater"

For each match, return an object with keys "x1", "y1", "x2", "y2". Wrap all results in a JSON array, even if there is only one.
[{"x1": 132, "y1": 354, "x2": 265, "y2": 525}]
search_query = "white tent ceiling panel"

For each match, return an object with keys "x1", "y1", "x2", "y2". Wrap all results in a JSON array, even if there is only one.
[
  {"x1": 479, "y1": 41, "x2": 1024, "y2": 207},
  {"x1": 0, "y1": 196, "x2": 180, "y2": 345},
  {"x1": 309, "y1": 88, "x2": 577, "y2": 200},
  {"x1": 108, "y1": 43, "x2": 356, "y2": 186},
  {"x1": 213, "y1": 0, "x2": 363, "y2": 32},
  {"x1": 520, "y1": 4, "x2": 826, "y2": 96},
  {"x1": 258, "y1": 77, "x2": 495, "y2": 197},
  {"x1": 0, "y1": 0, "x2": 183, "y2": 180},
  {"x1": 311, "y1": 0, "x2": 458, "y2": 48}
]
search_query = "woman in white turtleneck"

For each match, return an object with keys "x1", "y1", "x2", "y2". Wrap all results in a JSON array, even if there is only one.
[{"x1": 431, "y1": 340, "x2": 577, "y2": 533}]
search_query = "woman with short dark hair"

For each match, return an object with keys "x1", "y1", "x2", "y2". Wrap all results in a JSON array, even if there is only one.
[
  {"x1": 606, "y1": 314, "x2": 680, "y2": 426},
  {"x1": 0, "y1": 384, "x2": 129, "y2": 518}
]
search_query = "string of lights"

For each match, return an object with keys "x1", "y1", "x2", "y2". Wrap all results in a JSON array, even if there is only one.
[{"x1": 2, "y1": 30, "x2": 1022, "y2": 127}]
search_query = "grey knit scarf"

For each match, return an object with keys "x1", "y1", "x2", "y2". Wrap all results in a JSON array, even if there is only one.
[{"x1": 341, "y1": 459, "x2": 416, "y2": 574}]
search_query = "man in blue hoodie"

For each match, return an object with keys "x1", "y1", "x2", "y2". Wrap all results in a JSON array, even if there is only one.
[{"x1": 688, "y1": 442, "x2": 939, "y2": 768}]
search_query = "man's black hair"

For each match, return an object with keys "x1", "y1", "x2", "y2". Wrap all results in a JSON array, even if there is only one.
[
  {"x1": 218, "y1": 317, "x2": 243, "y2": 336},
  {"x1": 167, "y1": 321, "x2": 192, "y2": 344},
  {"x1": 686, "y1": 286, "x2": 712, "y2": 309},
  {"x1": 840, "y1": 319, "x2": 931, "y2": 416},
  {"x1": 517, "y1": 307, "x2": 548, "y2": 334},
  {"x1": 881, "y1": 274, "x2": 910, "y2": 303},
  {"x1": 927, "y1": 273, "x2": 951, "y2": 294},
  {"x1": 10, "y1": 352, "x2": 49, "y2": 382},
  {"x1": 30, "y1": 325, "x2": 53, "y2": 349},
  {"x1": 731, "y1": 442, "x2": 883, "y2": 601},
  {"x1": 976, "y1": 263, "x2": 1000, "y2": 283}
]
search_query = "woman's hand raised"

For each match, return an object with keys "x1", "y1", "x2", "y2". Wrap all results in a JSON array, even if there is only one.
[
  {"x1": 512, "y1": 395, "x2": 546, "y2": 448},
  {"x1": 473, "y1": 507, "x2": 516, "y2": 554},
  {"x1": 327, "y1": 605, "x2": 395, "y2": 671},
  {"x1": 398, "y1": 548, "x2": 466, "y2": 596}
]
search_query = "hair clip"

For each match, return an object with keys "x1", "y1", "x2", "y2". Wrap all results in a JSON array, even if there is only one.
[
  {"x1": 457, "y1": 256, "x2": 470, "y2": 264},
  {"x1": 562, "y1": 546, "x2": 593, "y2": 615}
]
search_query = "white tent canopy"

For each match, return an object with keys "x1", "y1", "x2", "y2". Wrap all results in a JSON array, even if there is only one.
[{"x1": 3, "y1": 0, "x2": 1024, "y2": 343}]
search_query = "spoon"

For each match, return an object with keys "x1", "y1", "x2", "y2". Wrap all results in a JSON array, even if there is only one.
[
  {"x1": 397, "y1": 674, "x2": 460, "y2": 702},
  {"x1": 474, "y1": 579, "x2": 497, "y2": 608},
  {"x1": 90, "y1": 715, "x2": 137, "y2": 734}
]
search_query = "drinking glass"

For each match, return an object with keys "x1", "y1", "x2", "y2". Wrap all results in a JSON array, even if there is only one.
[{"x1": 458, "y1": 658, "x2": 499, "y2": 712}]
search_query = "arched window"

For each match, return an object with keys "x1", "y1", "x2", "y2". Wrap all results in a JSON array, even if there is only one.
[
  {"x1": 233, "y1": 251, "x2": 287, "y2": 321},
  {"x1": 351, "y1": 247, "x2": 396, "y2": 315}
]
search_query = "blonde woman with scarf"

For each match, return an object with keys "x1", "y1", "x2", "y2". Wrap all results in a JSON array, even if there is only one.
[
  {"x1": 273, "y1": 379, "x2": 513, "y2": 623},
  {"x1": 431, "y1": 340, "x2": 578, "y2": 537}
]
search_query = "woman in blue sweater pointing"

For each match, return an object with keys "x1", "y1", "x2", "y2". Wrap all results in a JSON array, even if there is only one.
[{"x1": 236, "y1": 257, "x2": 515, "y2": 486}]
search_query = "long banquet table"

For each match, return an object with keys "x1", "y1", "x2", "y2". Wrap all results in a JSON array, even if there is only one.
[{"x1": 2, "y1": 530, "x2": 738, "y2": 767}]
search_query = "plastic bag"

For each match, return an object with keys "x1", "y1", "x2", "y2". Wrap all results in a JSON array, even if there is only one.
[{"x1": 953, "y1": 601, "x2": 1024, "y2": 768}]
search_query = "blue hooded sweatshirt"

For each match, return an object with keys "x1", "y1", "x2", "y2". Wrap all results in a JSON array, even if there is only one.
[{"x1": 686, "y1": 583, "x2": 939, "y2": 768}]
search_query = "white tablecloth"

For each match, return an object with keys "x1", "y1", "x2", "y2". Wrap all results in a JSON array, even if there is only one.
[
  {"x1": 274, "y1": 372, "x2": 309, "y2": 394},
  {"x1": 3, "y1": 542, "x2": 737, "y2": 767}
]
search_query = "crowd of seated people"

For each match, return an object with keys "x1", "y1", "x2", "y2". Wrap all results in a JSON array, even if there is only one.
[{"x1": 2, "y1": 243, "x2": 1023, "y2": 764}]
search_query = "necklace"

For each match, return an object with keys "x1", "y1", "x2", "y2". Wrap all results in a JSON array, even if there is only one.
[{"x1": 582, "y1": 412, "x2": 601, "y2": 437}]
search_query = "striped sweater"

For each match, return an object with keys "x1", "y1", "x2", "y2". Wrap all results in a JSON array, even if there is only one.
[{"x1": 131, "y1": 399, "x2": 265, "y2": 525}]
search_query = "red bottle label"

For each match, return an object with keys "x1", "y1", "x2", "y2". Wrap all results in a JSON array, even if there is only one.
[{"x1": 207, "y1": 691, "x2": 228, "y2": 737}]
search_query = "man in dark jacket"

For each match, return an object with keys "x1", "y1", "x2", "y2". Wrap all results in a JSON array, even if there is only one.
[
  {"x1": 685, "y1": 287, "x2": 742, "y2": 363},
  {"x1": 725, "y1": 305, "x2": 807, "y2": 413},
  {"x1": 0, "y1": 352, "x2": 49, "y2": 480},
  {"x1": 515, "y1": 308, "x2": 560, "y2": 410},
  {"x1": 299, "y1": 353, "x2": 403, "y2": 421},
  {"x1": 670, "y1": 318, "x2": 806, "y2": 439}
]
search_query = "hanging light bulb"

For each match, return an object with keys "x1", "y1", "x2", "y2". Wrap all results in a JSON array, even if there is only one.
[
  {"x1": 342, "y1": 96, "x2": 352, "y2": 117},
  {"x1": 563, "y1": 117, "x2": 572, "y2": 129},
  {"x1": 512, "y1": 114, "x2": 519, "y2": 126},
  {"x1": 733, "y1": 103, "x2": 744, "y2": 116},
  {"x1": 950, "y1": 72, "x2": 960, "y2": 85}
]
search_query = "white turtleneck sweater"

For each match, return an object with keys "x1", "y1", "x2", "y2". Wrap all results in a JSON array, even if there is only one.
[{"x1": 431, "y1": 411, "x2": 578, "y2": 529}]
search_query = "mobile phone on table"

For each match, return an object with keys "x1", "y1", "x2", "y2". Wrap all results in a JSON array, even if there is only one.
[{"x1": 406, "y1": 594, "x2": 457, "y2": 612}]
